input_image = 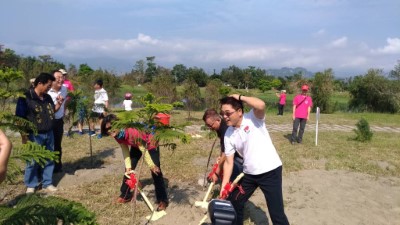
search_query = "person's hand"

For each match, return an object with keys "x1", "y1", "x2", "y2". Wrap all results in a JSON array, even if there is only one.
[
  {"x1": 124, "y1": 168, "x2": 133, "y2": 178},
  {"x1": 229, "y1": 94, "x2": 240, "y2": 100},
  {"x1": 150, "y1": 166, "x2": 160, "y2": 175},
  {"x1": 219, "y1": 188, "x2": 225, "y2": 199},
  {"x1": 56, "y1": 95, "x2": 64, "y2": 105},
  {"x1": 208, "y1": 173, "x2": 219, "y2": 183}
]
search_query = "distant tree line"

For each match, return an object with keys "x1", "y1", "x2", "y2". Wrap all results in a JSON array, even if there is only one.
[{"x1": 1, "y1": 45, "x2": 399, "y2": 113}]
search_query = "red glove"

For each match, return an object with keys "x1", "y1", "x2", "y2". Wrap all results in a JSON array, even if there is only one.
[
  {"x1": 207, "y1": 163, "x2": 219, "y2": 180},
  {"x1": 125, "y1": 173, "x2": 138, "y2": 190},
  {"x1": 220, "y1": 182, "x2": 232, "y2": 199}
]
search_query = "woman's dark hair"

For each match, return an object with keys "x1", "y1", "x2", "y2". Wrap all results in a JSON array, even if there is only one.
[
  {"x1": 33, "y1": 73, "x2": 55, "y2": 87},
  {"x1": 101, "y1": 114, "x2": 117, "y2": 135},
  {"x1": 219, "y1": 96, "x2": 244, "y2": 112}
]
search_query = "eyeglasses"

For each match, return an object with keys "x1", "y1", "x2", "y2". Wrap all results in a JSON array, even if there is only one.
[{"x1": 220, "y1": 110, "x2": 237, "y2": 117}]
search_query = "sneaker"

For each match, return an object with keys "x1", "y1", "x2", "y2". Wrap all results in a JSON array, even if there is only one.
[
  {"x1": 97, "y1": 134, "x2": 102, "y2": 139},
  {"x1": 88, "y1": 131, "x2": 96, "y2": 137},
  {"x1": 116, "y1": 197, "x2": 131, "y2": 203},
  {"x1": 157, "y1": 201, "x2": 168, "y2": 211},
  {"x1": 26, "y1": 187, "x2": 35, "y2": 194},
  {"x1": 78, "y1": 131, "x2": 84, "y2": 135},
  {"x1": 43, "y1": 185, "x2": 58, "y2": 192}
]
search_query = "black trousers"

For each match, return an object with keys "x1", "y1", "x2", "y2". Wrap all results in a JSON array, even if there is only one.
[
  {"x1": 53, "y1": 118, "x2": 64, "y2": 172},
  {"x1": 291, "y1": 118, "x2": 307, "y2": 143},
  {"x1": 277, "y1": 104, "x2": 285, "y2": 115},
  {"x1": 229, "y1": 166, "x2": 290, "y2": 225},
  {"x1": 119, "y1": 147, "x2": 168, "y2": 203}
]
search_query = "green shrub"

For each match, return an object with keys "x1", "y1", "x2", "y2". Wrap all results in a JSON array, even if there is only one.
[{"x1": 353, "y1": 118, "x2": 373, "y2": 142}]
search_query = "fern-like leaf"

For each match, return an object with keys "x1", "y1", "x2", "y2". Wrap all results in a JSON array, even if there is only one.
[{"x1": 0, "y1": 194, "x2": 97, "y2": 225}]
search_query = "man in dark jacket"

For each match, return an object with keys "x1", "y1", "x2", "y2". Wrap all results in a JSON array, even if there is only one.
[{"x1": 16, "y1": 73, "x2": 58, "y2": 194}]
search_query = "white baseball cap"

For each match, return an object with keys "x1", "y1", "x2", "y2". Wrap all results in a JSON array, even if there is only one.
[{"x1": 59, "y1": 69, "x2": 67, "y2": 75}]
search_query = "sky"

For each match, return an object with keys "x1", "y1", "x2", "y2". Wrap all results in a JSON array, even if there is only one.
[{"x1": 1, "y1": 0, "x2": 399, "y2": 77}]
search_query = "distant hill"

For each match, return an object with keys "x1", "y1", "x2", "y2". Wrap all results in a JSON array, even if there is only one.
[{"x1": 266, "y1": 67, "x2": 314, "y2": 77}]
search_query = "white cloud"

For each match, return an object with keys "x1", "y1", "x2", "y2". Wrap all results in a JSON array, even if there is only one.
[
  {"x1": 373, "y1": 38, "x2": 400, "y2": 54},
  {"x1": 137, "y1": 33, "x2": 159, "y2": 45},
  {"x1": 328, "y1": 36, "x2": 348, "y2": 48}
]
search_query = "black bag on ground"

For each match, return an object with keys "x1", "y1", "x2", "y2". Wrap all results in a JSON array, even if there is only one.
[{"x1": 208, "y1": 199, "x2": 237, "y2": 225}]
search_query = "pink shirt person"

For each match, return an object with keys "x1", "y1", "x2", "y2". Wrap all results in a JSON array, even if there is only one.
[
  {"x1": 63, "y1": 79, "x2": 74, "y2": 91},
  {"x1": 59, "y1": 69, "x2": 74, "y2": 91},
  {"x1": 279, "y1": 92, "x2": 286, "y2": 105},
  {"x1": 293, "y1": 88, "x2": 313, "y2": 119}
]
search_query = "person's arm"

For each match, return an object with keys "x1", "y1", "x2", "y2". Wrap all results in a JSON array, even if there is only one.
[
  {"x1": 0, "y1": 129, "x2": 12, "y2": 183},
  {"x1": 104, "y1": 92, "x2": 109, "y2": 109},
  {"x1": 292, "y1": 104, "x2": 296, "y2": 120},
  {"x1": 54, "y1": 95, "x2": 64, "y2": 112},
  {"x1": 105, "y1": 101, "x2": 109, "y2": 110},
  {"x1": 15, "y1": 97, "x2": 28, "y2": 144},
  {"x1": 216, "y1": 152, "x2": 226, "y2": 174},
  {"x1": 120, "y1": 144, "x2": 132, "y2": 172},
  {"x1": 220, "y1": 154, "x2": 234, "y2": 197},
  {"x1": 230, "y1": 94, "x2": 265, "y2": 119},
  {"x1": 209, "y1": 152, "x2": 226, "y2": 183}
]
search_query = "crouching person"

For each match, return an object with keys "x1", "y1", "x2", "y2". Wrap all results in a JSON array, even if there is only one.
[{"x1": 101, "y1": 114, "x2": 168, "y2": 211}]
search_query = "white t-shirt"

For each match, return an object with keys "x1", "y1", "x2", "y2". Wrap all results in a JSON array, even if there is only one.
[
  {"x1": 224, "y1": 109, "x2": 282, "y2": 175},
  {"x1": 123, "y1": 100, "x2": 132, "y2": 111},
  {"x1": 48, "y1": 86, "x2": 68, "y2": 119},
  {"x1": 92, "y1": 88, "x2": 108, "y2": 113}
]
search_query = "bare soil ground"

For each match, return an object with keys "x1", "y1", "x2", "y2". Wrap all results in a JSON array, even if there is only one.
[
  {"x1": 2, "y1": 122, "x2": 399, "y2": 225},
  {"x1": 52, "y1": 145, "x2": 400, "y2": 225}
]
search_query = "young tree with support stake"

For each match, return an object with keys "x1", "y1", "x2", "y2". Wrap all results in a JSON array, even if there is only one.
[{"x1": 64, "y1": 89, "x2": 99, "y2": 167}]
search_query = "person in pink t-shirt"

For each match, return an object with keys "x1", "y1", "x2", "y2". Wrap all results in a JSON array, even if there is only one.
[
  {"x1": 59, "y1": 69, "x2": 75, "y2": 91},
  {"x1": 291, "y1": 85, "x2": 313, "y2": 144},
  {"x1": 275, "y1": 90, "x2": 287, "y2": 115}
]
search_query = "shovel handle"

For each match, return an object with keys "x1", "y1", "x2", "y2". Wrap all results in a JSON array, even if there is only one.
[{"x1": 202, "y1": 182, "x2": 214, "y2": 202}]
